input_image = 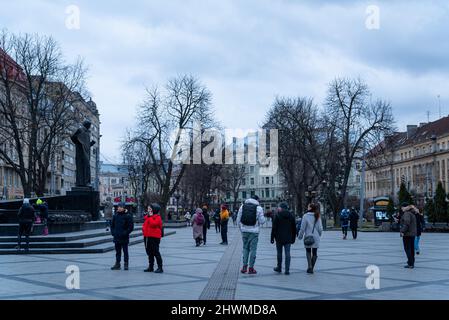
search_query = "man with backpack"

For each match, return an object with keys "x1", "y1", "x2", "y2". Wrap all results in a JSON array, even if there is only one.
[{"x1": 237, "y1": 195, "x2": 266, "y2": 274}]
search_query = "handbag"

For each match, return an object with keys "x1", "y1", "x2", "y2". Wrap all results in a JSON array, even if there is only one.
[
  {"x1": 304, "y1": 219, "x2": 317, "y2": 246},
  {"x1": 43, "y1": 226, "x2": 49, "y2": 236}
]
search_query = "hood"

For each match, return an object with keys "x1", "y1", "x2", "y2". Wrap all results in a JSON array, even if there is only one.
[{"x1": 245, "y1": 198, "x2": 260, "y2": 206}]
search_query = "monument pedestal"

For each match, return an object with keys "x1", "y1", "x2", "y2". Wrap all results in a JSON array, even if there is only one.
[{"x1": 66, "y1": 186, "x2": 100, "y2": 221}]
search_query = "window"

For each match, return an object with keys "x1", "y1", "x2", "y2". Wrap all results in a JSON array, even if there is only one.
[
  {"x1": 250, "y1": 190, "x2": 255, "y2": 197},
  {"x1": 250, "y1": 166, "x2": 254, "y2": 174},
  {"x1": 266, "y1": 177, "x2": 270, "y2": 184},
  {"x1": 265, "y1": 188, "x2": 270, "y2": 198},
  {"x1": 242, "y1": 178, "x2": 246, "y2": 186},
  {"x1": 242, "y1": 191, "x2": 247, "y2": 199},
  {"x1": 250, "y1": 178, "x2": 255, "y2": 185}
]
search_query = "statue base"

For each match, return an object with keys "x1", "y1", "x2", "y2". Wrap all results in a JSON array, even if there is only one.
[{"x1": 66, "y1": 186, "x2": 100, "y2": 221}]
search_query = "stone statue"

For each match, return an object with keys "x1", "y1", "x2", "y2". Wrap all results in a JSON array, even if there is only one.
[{"x1": 71, "y1": 120, "x2": 96, "y2": 187}]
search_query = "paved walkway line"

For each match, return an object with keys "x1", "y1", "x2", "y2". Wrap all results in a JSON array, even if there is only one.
[{"x1": 199, "y1": 229, "x2": 242, "y2": 300}]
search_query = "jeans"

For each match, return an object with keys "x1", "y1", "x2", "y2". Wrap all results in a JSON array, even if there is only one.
[
  {"x1": 276, "y1": 243, "x2": 291, "y2": 272},
  {"x1": 415, "y1": 236, "x2": 421, "y2": 253},
  {"x1": 145, "y1": 237, "x2": 162, "y2": 268},
  {"x1": 215, "y1": 220, "x2": 221, "y2": 233},
  {"x1": 351, "y1": 226, "x2": 357, "y2": 239},
  {"x1": 18, "y1": 222, "x2": 33, "y2": 249},
  {"x1": 403, "y1": 236, "x2": 415, "y2": 266},
  {"x1": 115, "y1": 242, "x2": 129, "y2": 264},
  {"x1": 221, "y1": 220, "x2": 228, "y2": 243},
  {"x1": 242, "y1": 232, "x2": 259, "y2": 268}
]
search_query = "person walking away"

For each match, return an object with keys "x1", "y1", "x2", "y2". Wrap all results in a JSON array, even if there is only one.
[
  {"x1": 415, "y1": 209, "x2": 425, "y2": 255},
  {"x1": 232, "y1": 210, "x2": 238, "y2": 226},
  {"x1": 202, "y1": 206, "x2": 211, "y2": 245},
  {"x1": 110, "y1": 202, "x2": 134, "y2": 270},
  {"x1": 213, "y1": 208, "x2": 221, "y2": 233},
  {"x1": 271, "y1": 202, "x2": 296, "y2": 275},
  {"x1": 192, "y1": 208, "x2": 205, "y2": 246},
  {"x1": 400, "y1": 202, "x2": 418, "y2": 269},
  {"x1": 184, "y1": 211, "x2": 191, "y2": 226},
  {"x1": 340, "y1": 209, "x2": 349, "y2": 239},
  {"x1": 220, "y1": 204, "x2": 230, "y2": 245},
  {"x1": 36, "y1": 198, "x2": 49, "y2": 236},
  {"x1": 237, "y1": 195, "x2": 266, "y2": 274},
  {"x1": 298, "y1": 203, "x2": 323, "y2": 274},
  {"x1": 104, "y1": 197, "x2": 113, "y2": 231},
  {"x1": 17, "y1": 199, "x2": 36, "y2": 252},
  {"x1": 143, "y1": 203, "x2": 164, "y2": 273},
  {"x1": 349, "y1": 207, "x2": 359, "y2": 239}
]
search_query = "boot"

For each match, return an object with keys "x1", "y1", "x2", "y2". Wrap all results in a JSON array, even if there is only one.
[
  {"x1": 240, "y1": 265, "x2": 248, "y2": 274},
  {"x1": 306, "y1": 251, "x2": 313, "y2": 274},
  {"x1": 144, "y1": 265, "x2": 154, "y2": 272},
  {"x1": 154, "y1": 266, "x2": 163, "y2": 273},
  {"x1": 124, "y1": 262, "x2": 129, "y2": 271},
  {"x1": 111, "y1": 262, "x2": 121, "y2": 270},
  {"x1": 273, "y1": 266, "x2": 282, "y2": 273},
  {"x1": 311, "y1": 255, "x2": 318, "y2": 271}
]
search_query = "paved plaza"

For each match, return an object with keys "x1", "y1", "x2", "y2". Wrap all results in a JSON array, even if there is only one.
[{"x1": 1, "y1": 225, "x2": 449, "y2": 300}]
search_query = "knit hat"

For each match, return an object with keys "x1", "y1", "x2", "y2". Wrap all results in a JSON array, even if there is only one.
[
  {"x1": 278, "y1": 202, "x2": 289, "y2": 211},
  {"x1": 36, "y1": 198, "x2": 43, "y2": 205},
  {"x1": 251, "y1": 195, "x2": 260, "y2": 201},
  {"x1": 150, "y1": 203, "x2": 161, "y2": 214},
  {"x1": 118, "y1": 201, "x2": 126, "y2": 208},
  {"x1": 23, "y1": 198, "x2": 30, "y2": 204}
]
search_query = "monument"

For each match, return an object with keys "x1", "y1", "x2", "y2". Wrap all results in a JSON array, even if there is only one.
[{"x1": 65, "y1": 120, "x2": 100, "y2": 220}]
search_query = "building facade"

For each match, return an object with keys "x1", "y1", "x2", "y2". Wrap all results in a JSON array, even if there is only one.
[{"x1": 365, "y1": 116, "x2": 449, "y2": 208}]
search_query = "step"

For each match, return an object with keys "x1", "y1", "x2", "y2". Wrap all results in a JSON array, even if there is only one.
[
  {"x1": 0, "y1": 230, "x2": 143, "y2": 249},
  {"x1": 0, "y1": 231, "x2": 175, "y2": 255}
]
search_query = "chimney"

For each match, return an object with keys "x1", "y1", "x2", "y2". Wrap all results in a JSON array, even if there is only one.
[{"x1": 406, "y1": 125, "x2": 418, "y2": 139}]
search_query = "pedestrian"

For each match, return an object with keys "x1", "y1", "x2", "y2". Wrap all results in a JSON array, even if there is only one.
[
  {"x1": 349, "y1": 207, "x2": 359, "y2": 239},
  {"x1": 104, "y1": 197, "x2": 113, "y2": 231},
  {"x1": 110, "y1": 202, "x2": 134, "y2": 271},
  {"x1": 415, "y1": 209, "x2": 425, "y2": 255},
  {"x1": 202, "y1": 206, "x2": 211, "y2": 245},
  {"x1": 143, "y1": 203, "x2": 164, "y2": 273},
  {"x1": 36, "y1": 198, "x2": 49, "y2": 236},
  {"x1": 237, "y1": 195, "x2": 266, "y2": 274},
  {"x1": 400, "y1": 202, "x2": 418, "y2": 269},
  {"x1": 340, "y1": 209, "x2": 349, "y2": 239},
  {"x1": 271, "y1": 202, "x2": 296, "y2": 275},
  {"x1": 213, "y1": 208, "x2": 221, "y2": 233},
  {"x1": 298, "y1": 203, "x2": 323, "y2": 274},
  {"x1": 232, "y1": 210, "x2": 238, "y2": 226},
  {"x1": 220, "y1": 204, "x2": 230, "y2": 245},
  {"x1": 184, "y1": 211, "x2": 191, "y2": 226},
  {"x1": 192, "y1": 208, "x2": 205, "y2": 246},
  {"x1": 16, "y1": 198, "x2": 36, "y2": 252}
]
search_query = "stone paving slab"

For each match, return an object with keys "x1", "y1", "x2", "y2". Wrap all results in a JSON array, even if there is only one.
[{"x1": 0, "y1": 225, "x2": 448, "y2": 300}]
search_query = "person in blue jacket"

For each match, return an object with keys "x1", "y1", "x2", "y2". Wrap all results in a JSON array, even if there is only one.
[{"x1": 340, "y1": 209, "x2": 350, "y2": 240}]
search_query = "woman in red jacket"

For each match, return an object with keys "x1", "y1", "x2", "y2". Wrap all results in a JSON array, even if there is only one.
[{"x1": 142, "y1": 203, "x2": 164, "y2": 273}]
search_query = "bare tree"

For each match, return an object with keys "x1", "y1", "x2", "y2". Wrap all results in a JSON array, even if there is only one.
[
  {"x1": 0, "y1": 30, "x2": 87, "y2": 197},
  {"x1": 125, "y1": 75, "x2": 214, "y2": 219}
]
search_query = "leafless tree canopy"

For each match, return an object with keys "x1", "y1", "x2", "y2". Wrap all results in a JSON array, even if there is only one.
[{"x1": 0, "y1": 30, "x2": 87, "y2": 197}]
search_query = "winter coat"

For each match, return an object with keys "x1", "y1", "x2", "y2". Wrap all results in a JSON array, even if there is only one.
[
  {"x1": 213, "y1": 209, "x2": 221, "y2": 222},
  {"x1": 220, "y1": 209, "x2": 230, "y2": 222},
  {"x1": 271, "y1": 209, "x2": 296, "y2": 245},
  {"x1": 18, "y1": 204, "x2": 36, "y2": 224},
  {"x1": 111, "y1": 211, "x2": 134, "y2": 244},
  {"x1": 400, "y1": 206, "x2": 418, "y2": 237},
  {"x1": 142, "y1": 214, "x2": 163, "y2": 239},
  {"x1": 236, "y1": 198, "x2": 266, "y2": 233},
  {"x1": 349, "y1": 210, "x2": 359, "y2": 228},
  {"x1": 202, "y1": 208, "x2": 211, "y2": 229},
  {"x1": 192, "y1": 213, "x2": 204, "y2": 239},
  {"x1": 36, "y1": 203, "x2": 49, "y2": 219},
  {"x1": 415, "y1": 213, "x2": 425, "y2": 236},
  {"x1": 298, "y1": 212, "x2": 323, "y2": 248},
  {"x1": 104, "y1": 201, "x2": 113, "y2": 220},
  {"x1": 340, "y1": 210, "x2": 350, "y2": 227}
]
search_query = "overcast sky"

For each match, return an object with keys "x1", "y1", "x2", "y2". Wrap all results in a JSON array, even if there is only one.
[{"x1": 1, "y1": 0, "x2": 448, "y2": 162}]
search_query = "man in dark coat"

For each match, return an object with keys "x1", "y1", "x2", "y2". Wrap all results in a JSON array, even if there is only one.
[
  {"x1": 349, "y1": 207, "x2": 359, "y2": 239},
  {"x1": 202, "y1": 206, "x2": 211, "y2": 245},
  {"x1": 213, "y1": 208, "x2": 221, "y2": 233},
  {"x1": 17, "y1": 198, "x2": 36, "y2": 252},
  {"x1": 271, "y1": 202, "x2": 296, "y2": 275},
  {"x1": 400, "y1": 202, "x2": 417, "y2": 269},
  {"x1": 111, "y1": 202, "x2": 134, "y2": 270}
]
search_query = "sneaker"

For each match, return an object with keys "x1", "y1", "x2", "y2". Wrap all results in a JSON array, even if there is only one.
[
  {"x1": 124, "y1": 263, "x2": 129, "y2": 271},
  {"x1": 248, "y1": 267, "x2": 257, "y2": 274},
  {"x1": 240, "y1": 265, "x2": 248, "y2": 274},
  {"x1": 273, "y1": 267, "x2": 281, "y2": 273}
]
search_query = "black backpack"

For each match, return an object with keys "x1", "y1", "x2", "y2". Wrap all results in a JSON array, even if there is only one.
[{"x1": 241, "y1": 203, "x2": 258, "y2": 226}]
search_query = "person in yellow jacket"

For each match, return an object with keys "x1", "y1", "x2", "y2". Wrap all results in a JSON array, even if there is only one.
[{"x1": 220, "y1": 204, "x2": 230, "y2": 245}]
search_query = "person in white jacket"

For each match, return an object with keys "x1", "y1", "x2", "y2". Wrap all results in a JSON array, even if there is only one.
[
  {"x1": 237, "y1": 195, "x2": 266, "y2": 274},
  {"x1": 298, "y1": 203, "x2": 323, "y2": 274}
]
